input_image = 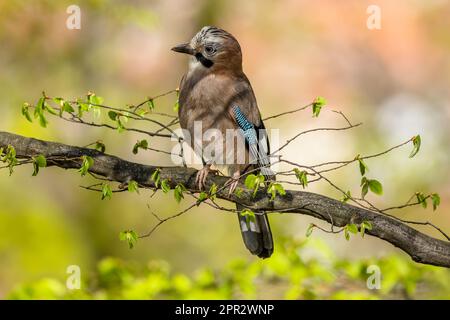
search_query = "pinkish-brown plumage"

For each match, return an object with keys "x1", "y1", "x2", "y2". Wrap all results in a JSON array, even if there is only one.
[{"x1": 172, "y1": 26, "x2": 273, "y2": 258}]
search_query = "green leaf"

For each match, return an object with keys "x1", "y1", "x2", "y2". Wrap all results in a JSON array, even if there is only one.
[
  {"x1": 119, "y1": 230, "x2": 138, "y2": 249},
  {"x1": 78, "y1": 155, "x2": 94, "y2": 176},
  {"x1": 53, "y1": 97, "x2": 64, "y2": 105},
  {"x1": 132, "y1": 139, "x2": 148, "y2": 154},
  {"x1": 431, "y1": 193, "x2": 440, "y2": 211},
  {"x1": 88, "y1": 93, "x2": 104, "y2": 106},
  {"x1": 44, "y1": 103, "x2": 58, "y2": 115},
  {"x1": 32, "y1": 154, "x2": 47, "y2": 176},
  {"x1": 312, "y1": 96, "x2": 326, "y2": 117},
  {"x1": 306, "y1": 223, "x2": 315, "y2": 237},
  {"x1": 344, "y1": 223, "x2": 359, "y2": 241},
  {"x1": 196, "y1": 192, "x2": 208, "y2": 205},
  {"x1": 127, "y1": 180, "x2": 139, "y2": 194},
  {"x1": 361, "y1": 177, "x2": 369, "y2": 198},
  {"x1": 2, "y1": 145, "x2": 18, "y2": 175},
  {"x1": 77, "y1": 100, "x2": 90, "y2": 117},
  {"x1": 161, "y1": 179, "x2": 171, "y2": 193},
  {"x1": 343, "y1": 224, "x2": 359, "y2": 241},
  {"x1": 244, "y1": 174, "x2": 265, "y2": 197},
  {"x1": 344, "y1": 228, "x2": 350, "y2": 241},
  {"x1": 293, "y1": 168, "x2": 308, "y2": 188},
  {"x1": 240, "y1": 209, "x2": 256, "y2": 229},
  {"x1": 137, "y1": 109, "x2": 148, "y2": 116},
  {"x1": 101, "y1": 183, "x2": 112, "y2": 200},
  {"x1": 34, "y1": 97, "x2": 45, "y2": 118},
  {"x1": 209, "y1": 183, "x2": 218, "y2": 201},
  {"x1": 173, "y1": 100, "x2": 179, "y2": 112},
  {"x1": 116, "y1": 116, "x2": 126, "y2": 133},
  {"x1": 409, "y1": 135, "x2": 421, "y2": 158},
  {"x1": 21, "y1": 103, "x2": 33, "y2": 122},
  {"x1": 174, "y1": 183, "x2": 186, "y2": 203},
  {"x1": 94, "y1": 141, "x2": 106, "y2": 153},
  {"x1": 416, "y1": 192, "x2": 427, "y2": 209},
  {"x1": 267, "y1": 182, "x2": 286, "y2": 201},
  {"x1": 361, "y1": 177, "x2": 382, "y2": 197},
  {"x1": 61, "y1": 101, "x2": 75, "y2": 115},
  {"x1": 360, "y1": 220, "x2": 373, "y2": 238},
  {"x1": 244, "y1": 174, "x2": 257, "y2": 189},
  {"x1": 360, "y1": 224, "x2": 366, "y2": 238},
  {"x1": 357, "y1": 156, "x2": 369, "y2": 176},
  {"x1": 38, "y1": 113, "x2": 48, "y2": 128},
  {"x1": 347, "y1": 223, "x2": 358, "y2": 234},
  {"x1": 108, "y1": 111, "x2": 118, "y2": 121},
  {"x1": 87, "y1": 92, "x2": 103, "y2": 118},
  {"x1": 368, "y1": 179, "x2": 383, "y2": 195},
  {"x1": 147, "y1": 99, "x2": 155, "y2": 111},
  {"x1": 33, "y1": 154, "x2": 47, "y2": 168},
  {"x1": 151, "y1": 169, "x2": 161, "y2": 188},
  {"x1": 362, "y1": 220, "x2": 372, "y2": 230},
  {"x1": 341, "y1": 190, "x2": 352, "y2": 203}
]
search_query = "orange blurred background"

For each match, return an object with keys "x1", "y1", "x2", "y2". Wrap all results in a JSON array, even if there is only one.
[{"x1": 0, "y1": 0, "x2": 449, "y2": 297}]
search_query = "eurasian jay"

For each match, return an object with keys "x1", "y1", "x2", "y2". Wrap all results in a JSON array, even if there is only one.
[{"x1": 172, "y1": 26, "x2": 274, "y2": 258}]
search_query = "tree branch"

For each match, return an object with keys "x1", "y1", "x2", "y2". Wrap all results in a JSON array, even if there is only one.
[{"x1": 1, "y1": 130, "x2": 449, "y2": 268}]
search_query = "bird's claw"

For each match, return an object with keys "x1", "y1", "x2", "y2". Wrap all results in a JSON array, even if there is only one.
[
  {"x1": 196, "y1": 166, "x2": 213, "y2": 190},
  {"x1": 226, "y1": 172, "x2": 241, "y2": 196},
  {"x1": 118, "y1": 182, "x2": 128, "y2": 189}
]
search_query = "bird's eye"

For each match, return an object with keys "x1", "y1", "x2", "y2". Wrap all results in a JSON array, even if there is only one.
[{"x1": 205, "y1": 46, "x2": 215, "y2": 54}]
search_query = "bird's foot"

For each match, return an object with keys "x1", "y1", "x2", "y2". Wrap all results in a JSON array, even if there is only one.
[
  {"x1": 118, "y1": 182, "x2": 128, "y2": 189},
  {"x1": 226, "y1": 171, "x2": 241, "y2": 196},
  {"x1": 196, "y1": 165, "x2": 214, "y2": 190}
]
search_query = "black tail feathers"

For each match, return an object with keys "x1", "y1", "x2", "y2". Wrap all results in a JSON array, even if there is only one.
[{"x1": 237, "y1": 204, "x2": 273, "y2": 258}]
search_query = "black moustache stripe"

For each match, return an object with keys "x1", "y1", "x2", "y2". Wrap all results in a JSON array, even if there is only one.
[{"x1": 195, "y1": 53, "x2": 214, "y2": 68}]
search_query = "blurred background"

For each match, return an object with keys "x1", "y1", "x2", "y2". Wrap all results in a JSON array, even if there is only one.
[{"x1": 0, "y1": 0, "x2": 449, "y2": 299}]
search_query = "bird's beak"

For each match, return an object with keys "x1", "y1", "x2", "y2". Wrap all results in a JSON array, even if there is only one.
[{"x1": 171, "y1": 43, "x2": 194, "y2": 55}]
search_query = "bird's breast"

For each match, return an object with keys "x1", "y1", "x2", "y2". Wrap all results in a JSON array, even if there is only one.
[{"x1": 178, "y1": 74, "x2": 236, "y2": 134}]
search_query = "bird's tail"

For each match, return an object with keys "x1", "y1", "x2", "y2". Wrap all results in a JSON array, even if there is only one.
[{"x1": 236, "y1": 203, "x2": 273, "y2": 258}]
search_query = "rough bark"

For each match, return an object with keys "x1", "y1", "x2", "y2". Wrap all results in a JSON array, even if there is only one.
[{"x1": 1, "y1": 131, "x2": 449, "y2": 268}]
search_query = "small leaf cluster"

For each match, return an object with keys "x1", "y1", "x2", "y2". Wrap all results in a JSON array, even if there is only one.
[
  {"x1": 79, "y1": 156, "x2": 94, "y2": 176},
  {"x1": 244, "y1": 174, "x2": 265, "y2": 197},
  {"x1": 293, "y1": 168, "x2": 308, "y2": 188},
  {"x1": 32, "y1": 154, "x2": 47, "y2": 176},
  {"x1": 267, "y1": 182, "x2": 286, "y2": 201},
  {"x1": 21, "y1": 92, "x2": 107, "y2": 128},
  {"x1": 119, "y1": 230, "x2": 138, "y2": 249},
  {"x1": 360, "y1": 177, "x2": 383, "y2": 198},
  {"x1": 343, "y1": 220, "x2": 373, "y2": 241},
  {"x1": 416, "y1": 192, "x2": 440, "y2": 211},
  {"x1": 355, "y1": 155, "x2": 383, "y2": 199},
  {"x1": 101, "y1": 183, "x2": 113, "y2": 200},
  {"x1": 409, "y1": 135, "x2": 421, "y2": 158},
  {"x1": 8, "y1": 240, "x2": 450, "y2": 300},
  {"x1": 108, "y1": 111, "x2": 129, "y2": 133},
  {"x1": 0, "y1": 145, "x2": 18, "y2": 175},
  {"x1": 312, "y1": 96, "x2": 327, "y2": 117},
  {"x1": 132, "y1": 139, "x2": 148, "y2": 154}
]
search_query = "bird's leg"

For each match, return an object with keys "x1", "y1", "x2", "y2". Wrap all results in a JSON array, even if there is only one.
[
  {"x1": 226, "y1": 170, "x2": 241, "y2": 196},
  {"x1": 196, "y1": 164, "x2": 213, "y2": 190}
]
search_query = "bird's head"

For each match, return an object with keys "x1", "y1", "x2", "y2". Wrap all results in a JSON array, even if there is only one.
[{"x1": 171, "y1": 26, "x2": 242, "y2": 72}]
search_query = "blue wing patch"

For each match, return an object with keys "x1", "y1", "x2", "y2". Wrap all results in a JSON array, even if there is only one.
[
  {"x1": 232, "y1": 106, "x2": 273, "y2": 177},
  {"x1": 233, "y1": 106, "x2": 258, "y2": 145}
]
